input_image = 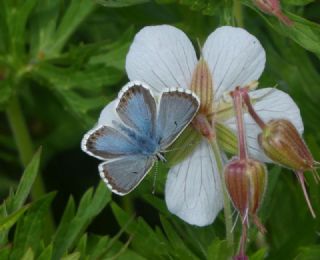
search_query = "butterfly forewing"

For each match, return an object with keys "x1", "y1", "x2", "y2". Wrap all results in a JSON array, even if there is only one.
[
  {"x1": 82, "y1": 125, "x2": 140, "y2": 160},
  {"x1": 99, "y1": 155, "x2": 155, "y2": 195},
  {"x1": 82, "y1": 81, "x2": 200, "y2": 195},
  {"x1": 157, "y1": 88, "x2": 200, "y2": 149},
  {"x1": 116, "y1": 82, "x2": 157, "y2": 139}
]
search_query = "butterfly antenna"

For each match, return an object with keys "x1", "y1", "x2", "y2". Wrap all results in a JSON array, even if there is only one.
[{"x1": 152, "y1": 161, "x2": 159, "y2": 195}]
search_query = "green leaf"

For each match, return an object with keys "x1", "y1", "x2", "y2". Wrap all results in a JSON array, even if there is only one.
[
  {"x1": 160, "y1": 216, "x2": 199, "y2": 259},
  {"x1": 111, "y1": 202, "x2": 170, "y2": 259},
  {"x1": 38, "y1": 244, "x2": 53, "y2": 260},
  {"x1": 74, "y1": 234, "x2": 87, "y2": 257},
  {"x1": 7, "y1": 148, "x2": 42, "y2": 213},
  {"x1": 0, "y1": 246, "x2": 10, "y2": 259},
  {"x1": 97, "y1": 0, "x2": 150, "y2": 7},
  {"x1": 207, "y1": 239, "x2": 233, "y2": 260},
  {"x1": 10, "y1": 192, "x2": 56, "y2": 260},
  {"x1": 250, "y1": 247, "x2": 267, "y2": 260},
  {"x1": 28, "y1": 1, "x2": 61, "y2": 57},
  {"x1": 61, "y1": 252, "x2": 81, "y2": 260},
  {"x1": 48, "y1": 0, "x2": 95, "y2": 55},
  {"x1": 0, "y1": 77, "x2": 12, "y2": 108},
  {"x1": 52, "y1": 182, "x2": 111, "y2": 259},
  {"x1": 33, "y1": 63, "x2": 123, "y2": 91},
  {"x1": 295, "y1": 245, "x2": 320, "y2": 260},
  {"x1": 21, "y1": 248, "x2": 34, "y2": 260},
  {"x1": 0, "y1": 204, "x2": 29, "y2": 232},
  {"x1": 89, "y1": 27, "x2": 134, "y2": 70},
  {"x1": 86, "y1": 235, "x2": 110, "y2": 259},
  {"x1": 0, "y1": 1, "x2": 9, "y2": 53},
  {"x1": 283, "y1": 0, "x2": 314, "y2": 6},
  {"x1": 5, "y1": 0, "x2": 38, "y2": 57},
  {"x1": 172, "y1": 0, "x2": 224, "y2": 16}
]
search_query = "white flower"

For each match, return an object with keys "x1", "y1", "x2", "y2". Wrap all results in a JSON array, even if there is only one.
[{"x1": 100, "y1": 25, "x2": 303, "y2": 226}]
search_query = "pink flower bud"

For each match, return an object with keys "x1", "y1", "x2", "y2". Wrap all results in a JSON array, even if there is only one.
[
  {"x1": 253, "y1": 0, "x2": 293, "y2": 26},
  {"x1": 224, "y1": 158, "x2": 267, "y2": 232}
]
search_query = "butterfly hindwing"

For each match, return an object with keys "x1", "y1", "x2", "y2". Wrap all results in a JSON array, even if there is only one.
[
  {"x1": 99, "y1": 155, "x2": 155, "y2": 195},
  {"x1": 81, "y1": 125, "x2": 140, "y2": 160},
  {"x1": 82, "y1": 82, "x2": 200, "y2": 195},
  {"x1": 156, "y1": 88, "x2": 200, "y2": 149},
  {"x1": 116, "y1": 81, "x2": 157, "y2": 139}
]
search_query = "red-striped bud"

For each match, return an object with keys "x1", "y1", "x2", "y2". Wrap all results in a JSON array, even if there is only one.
[
  {"x1": 258, "y1": 119, "x2": 314, "y2": 171},
  {"x1": 253, "y1": 0, "x2": 293, "y2": 26},
  {"x1": 224, "y1": 158, "x2": 267, "y2": 232},
  {"x1": 259, "y1": 119, "x2": 319, "y2": 217}
]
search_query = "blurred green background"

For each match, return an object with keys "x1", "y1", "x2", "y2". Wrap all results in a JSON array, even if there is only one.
[{"x1": 0, "y1": 0, "x2": 320, "y2": 259}]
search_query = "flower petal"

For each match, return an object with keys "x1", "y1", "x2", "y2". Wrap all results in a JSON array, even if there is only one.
[
  {"x1": 126, "y1": 25, "x2": 197, "y2": 94},
  {"x1": 224, "y1": 88, "x2": 304, "y2": 162},
  {"x1": 203, "y1": 26, "x2": 266, "y2": 100},
  {"x1": 165, "y1": 139, "x2": 223, "y2": 226},
  {"x1": 98, "y1": 100, "x2": 119, "y2": 126}
]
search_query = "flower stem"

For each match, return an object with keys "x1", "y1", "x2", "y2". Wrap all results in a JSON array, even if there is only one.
[
  {"x1": 231, "y1": 88, "x2": 248, "y2": 160},
  {"x1": 233, "y1": 0, "x2": 244, "y2": 27},
  {"x1": 211, "y1": 138, "x2": 234, "y2": 249},
  {"x1": 242, "y1": 92, "x2": 266, "y2": 129},
  {"x1": 6, "y1": 96, "x2": 55, "y2": 235},
  {"x1": 239, "y1": 222, "x2": 247, "y2": 258}
]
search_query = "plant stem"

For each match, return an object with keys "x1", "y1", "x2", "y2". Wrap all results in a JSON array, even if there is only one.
[
  {"x1": 231, "y1": 88, "x2": 248, "y2": 160},
  {"x1": 211, "y1": 138, "x2": 234, "y2": 249},
  {"x1": 233, "y1": 0, "x2": 244, "y2": 27},
  {"x1": 6, "y1": 96, "x2": 55, "y2": 235},
  {"x1": 242, "y1": 91, "x2": 266, "y2": 129}
]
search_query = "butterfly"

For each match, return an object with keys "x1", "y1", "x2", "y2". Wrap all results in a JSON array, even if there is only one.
[{"x1": 81, "y1": 81, "x2": 200, "y2": 195}]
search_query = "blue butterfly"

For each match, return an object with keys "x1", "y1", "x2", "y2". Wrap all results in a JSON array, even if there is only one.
[{"x1": 81, "y1": 81, "x2": 199, "y2": 195}]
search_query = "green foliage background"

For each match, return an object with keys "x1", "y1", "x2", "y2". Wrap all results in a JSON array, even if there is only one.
[{"x1": 0, "y1": 0, "x2": 319, "y2": 259}]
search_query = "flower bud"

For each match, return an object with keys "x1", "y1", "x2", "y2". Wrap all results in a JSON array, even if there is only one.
[
  {"x1": 258, "y1": 119, "x2": 314, "y2": 171},
  {"x1": 259, "y1": 119, "x2": 319, "y2": 217},
  {"x1": 190, "y1": 58, "x2": 213, "y2": 115},
  {"x1": 224, "y1": 158, "x2": 267, "y2": 229},
  {"x1": 253, "y1": 0, "x2": 293, "y2": 26}
]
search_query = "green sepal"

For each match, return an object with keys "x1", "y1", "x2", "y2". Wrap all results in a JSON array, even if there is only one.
[
  {"x1": 216, "y1": 122, "x2": 238, "y2": 155},
  {"x1": 165, "y1": 126, "x2": 201, "y2": 167}
]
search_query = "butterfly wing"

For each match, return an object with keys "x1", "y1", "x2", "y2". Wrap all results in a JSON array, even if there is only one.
[
  {"x1": 116, "y1": 81, "x2": 157, "y2": 139},
  {"x1": 157, "y1": 88, "x2": 199, "y2": 149},
  {"x1": 99, "y1": 155, "x2": 155, "y2": 195},
  {"x1": 81, "y1": 125, "x2": 141, "y2": 160}
]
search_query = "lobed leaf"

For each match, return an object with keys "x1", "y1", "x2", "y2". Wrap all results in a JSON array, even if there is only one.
[
  {"x1": 7, "y1": 148, "x2": 42, "y2": 213},
  {"x1": 10, "y1": 192, "x2": 56, "y2": 259}
]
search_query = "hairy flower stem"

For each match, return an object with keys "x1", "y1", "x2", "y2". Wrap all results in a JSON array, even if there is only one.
[
  {"x1": 239, "y1": 222, "x2": 248, "y2": 258},
  {"x1": 233, "y1": 0, "x2": 244, "y2": 27},
  {"x1": 211, "y1": 137, "x2": 234, "y2": 249},
  {"x1": 242, "y1": 90, "x2": 266, "y2": 129},
  {"x1": 6, "y1": 96, "x2": 55, "y2": 236},
  {"x1": 231, "y1": 87, "x2": 248, "y2": 160}
]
